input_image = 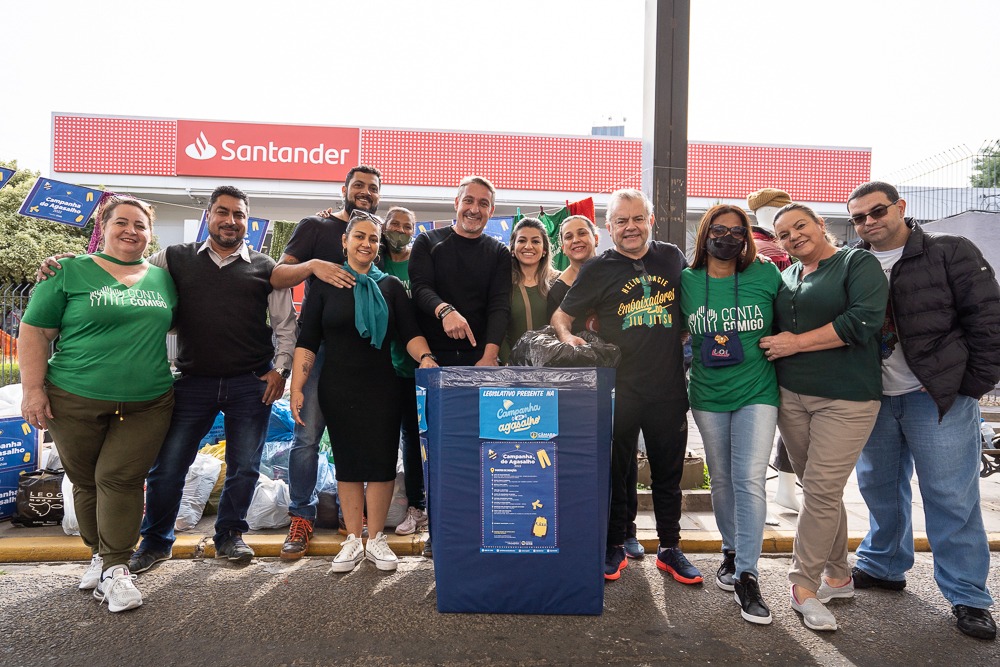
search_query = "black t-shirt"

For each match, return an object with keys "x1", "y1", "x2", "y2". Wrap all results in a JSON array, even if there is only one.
[
  {"x1": 283, "y1": 215, "x2": 348, "y2": 285},
  {"x1": 560, "y1": 242, "x2": 687, "y2": 399},
  {"x1": 546, "y1": 278, "x2": 571, "y2": 320}
]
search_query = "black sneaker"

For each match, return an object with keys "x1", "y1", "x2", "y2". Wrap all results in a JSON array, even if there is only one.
[
  {"x1": 215, "y1": 532, "x2": 254, "y2": 562},
  {"x1": 852, "y1": 565, "x2": 905, "y2": 591},
  {"x1": 953, "y1": 605, "x2": 997, "y2": 640},
  {"x1": 624, "y1": 537, "x2": 645, "y2": 560},
  {"x1": 656, "y1": 546, "x2": 703, "y2": 584},
  {"x1": 734, "y1": 573, "x2": 772, "y2": 625},
  {"x1": 716, "y1": 550, "x2": 736, "y2": 592},
  {"x1": 422, "y1": 536, "x2": 433, "y2": 559},
  {"x1": 128, "y1": 547, "x2": 172, "y2": 574},
  {"x1": 604, "y1": 545, "x2": 627, "y2": 581}
]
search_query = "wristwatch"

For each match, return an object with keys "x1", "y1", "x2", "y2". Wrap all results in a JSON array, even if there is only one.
[
  {"x1": 275, "y1": 367, "x2": 291, "y2": 379},
  {"x1": 420, "y1": 353, "x2": 437, "y2": 363}
]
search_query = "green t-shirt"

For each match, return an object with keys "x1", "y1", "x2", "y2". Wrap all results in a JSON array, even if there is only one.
[
  {"x1": 681, "y1": 260, "x2": 782, "y2": 412},
  {"x1": 382, "y1": 257, "x2": 417, "y2": 378},
  {"x1": 501, "y1": 283, "x2": 549, "y2": 364},
  {"x1": 22, "y1": 255, "x2": 177, "y2": 401}
]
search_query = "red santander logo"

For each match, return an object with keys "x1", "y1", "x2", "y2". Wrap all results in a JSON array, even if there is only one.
[{"x1": 176, "y1": 120, "x2": 360, "y2": 182}]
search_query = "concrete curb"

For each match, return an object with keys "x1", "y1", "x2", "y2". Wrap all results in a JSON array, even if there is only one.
[{"x1": 3, "y1": 531, "x2": 999, "y2": 564}]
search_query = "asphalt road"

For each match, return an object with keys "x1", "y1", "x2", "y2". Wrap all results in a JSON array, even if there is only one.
[{"x1": 1, "y1": 553, "x2": 997, "y2": 666}]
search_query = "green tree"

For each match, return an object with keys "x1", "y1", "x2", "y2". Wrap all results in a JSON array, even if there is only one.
[
  {"x1": 0, "y1": 160, "x2": 92, "y2": 284},
  {"x1": 267, "y1": 219, "x2": 298, "y2": 263},
  {"x1": 970, "y1": 142, "x2": 1000, "y2": 188}
]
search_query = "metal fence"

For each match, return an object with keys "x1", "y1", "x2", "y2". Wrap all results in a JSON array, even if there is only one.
[
  {"x1": 0, "y1": 284, "x2": 31, "y2": 387},
  {"x1": 879, "y1": 139, "x2": 1000, "y2": 221}
]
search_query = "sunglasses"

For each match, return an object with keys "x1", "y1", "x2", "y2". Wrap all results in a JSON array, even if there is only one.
[
  {"x1": 349, "y1": 209, "x2": 384, "y2": 226},
  {"x1": 708, "y1": 224, "x2": 747, "y2": 240},
  {"x1": 849, "y1": 200, "x2": 899, "y2": 226}
]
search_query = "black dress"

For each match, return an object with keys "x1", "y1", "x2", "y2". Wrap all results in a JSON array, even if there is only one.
[{"x1": 296, "y1": 276, "x2": 422, "y2": 482}]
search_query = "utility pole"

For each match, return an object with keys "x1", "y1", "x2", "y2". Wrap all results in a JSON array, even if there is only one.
[{"x1": 642, "y1": 0, "x2": 690, "y2": 250}]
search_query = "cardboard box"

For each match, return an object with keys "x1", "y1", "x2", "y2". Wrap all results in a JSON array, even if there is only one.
[{"x1": 0, "y1": 417, "x2": 39, "y2": 471}]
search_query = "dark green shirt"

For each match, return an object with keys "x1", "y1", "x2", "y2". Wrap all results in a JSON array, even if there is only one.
[
  {"x1": 382, "y1": 257, "x2": 417, "y2": 378},
  {"x1": 773, "y1": 248, "x2": 888, "y2": 401}
]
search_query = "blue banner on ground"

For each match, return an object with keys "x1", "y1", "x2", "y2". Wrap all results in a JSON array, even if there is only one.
[
  {"x1": 0, "y1": 167, "x2": 14, "y2": 190},
  {"x1": 18, "y1": 178, "x2": 103, "y2": 227},
  {"x1": 481, "y1": 440, "x2": 558, "y2": 553},
  {"x1": 196, "y1": 210, "x2": 271, "y2": 251}
]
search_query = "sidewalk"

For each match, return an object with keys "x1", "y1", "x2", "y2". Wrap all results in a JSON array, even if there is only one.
[{"x1": 3, "y1": 412, "x2": 999, "y2": 563}]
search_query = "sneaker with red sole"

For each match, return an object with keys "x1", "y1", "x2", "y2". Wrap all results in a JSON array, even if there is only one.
[
  {"x1": 656, "y1": 546, "x2": 703, "y2": 584},
  {"x1": 604, "y1": 545, "x2": 627, "y2": 581}
]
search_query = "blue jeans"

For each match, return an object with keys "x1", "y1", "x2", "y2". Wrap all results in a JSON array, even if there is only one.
[
  {"x1": 855, "y1": 391, "x2": 993, "y2": 608},
  {"x1": 693, "y1": 404, "x2": 777, "y2": 579},
  {"x1": 398, "y1": 375, "x2": 424, "y2": 509},
  {"x1": 287, "y1": 345, "x2": 327, "y2": 521},
  {"x1": 140, "y1": 373, "x2": 271, "y2": 550}
]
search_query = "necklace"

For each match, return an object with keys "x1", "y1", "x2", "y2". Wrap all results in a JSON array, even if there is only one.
[{"x1": 95, "y1": 252, "x2": 145, "y2": 266}]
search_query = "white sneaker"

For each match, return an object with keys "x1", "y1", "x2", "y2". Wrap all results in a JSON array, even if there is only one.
[
  {"x1": 93, "y1": 565, "x2": 142, "y2": 612},
  {"x1": 365, "y1": 531, "x2": 399, "y2": 571},
  {"x1": 330, "y1": 534, "x2": 365, "y2": 573},
  {"x1": 816, "y1": 577, "x2": 855, "y2": 603},
  {"x1": 395, "y1": 506, "x2": 428, "y2": 536},
  {"x1": 791, "y1": 587, "x2": 837, "y2": 631},
  {"x1": 79, "y1": 554, "x2": 103, "y2": 590}
]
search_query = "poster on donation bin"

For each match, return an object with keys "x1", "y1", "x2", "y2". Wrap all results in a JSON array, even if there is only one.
[
  {"x1": 195, "y1": 210, "x2": 271, "y2": 252},
  {"x1": 18, "y1": 177, "x2": 103, "y2": 227}
]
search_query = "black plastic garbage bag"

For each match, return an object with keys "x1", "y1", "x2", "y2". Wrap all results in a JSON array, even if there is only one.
[
  {"x1": 10, "y1": 469, "x2": 64, "y2": 527},
  {"x1": 509, "y1": 326, "x2": 621, "y2": 368}
]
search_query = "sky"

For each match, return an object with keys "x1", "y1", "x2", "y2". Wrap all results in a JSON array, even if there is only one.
[{"x1": 2, "y1": 0, "x2": 997, "y2": 185}]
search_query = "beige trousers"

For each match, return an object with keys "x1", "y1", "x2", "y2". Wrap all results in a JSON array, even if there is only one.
[{"x1": 777, "y1": 388, "x2": 880, "y2": 592}]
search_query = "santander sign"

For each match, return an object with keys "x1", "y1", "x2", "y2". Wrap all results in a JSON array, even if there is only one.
[{"x1": 176, "y1": 120, "x2": 360, "y2": 182}]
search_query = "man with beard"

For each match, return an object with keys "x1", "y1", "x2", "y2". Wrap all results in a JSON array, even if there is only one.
[
  {"x1": 551, "y1": 188, "x2": 699, "y2": 586},
  {"x1": 127, "y1": 185, "x2": 297, "y2": 570},
  {"x1": 270, "y1": 165, "x2": 383, "y2": 560},
  {"x1": 408, "y1": 175, "x2": 512, "y2": 557},
  {"x1": 409, "y1": 175, "x2": 511, "y2": 368}
]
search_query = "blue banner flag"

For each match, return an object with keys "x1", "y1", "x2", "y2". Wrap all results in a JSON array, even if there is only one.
[
  {"x1": 196, "y1": 211, "x2": 271, "y2": 252},
  {"x1": 0, "y1": 168, "x2": 14, "y2": 190},
  {"x1": 18, "y1": 178, "x2": 103, "y2": 227}
]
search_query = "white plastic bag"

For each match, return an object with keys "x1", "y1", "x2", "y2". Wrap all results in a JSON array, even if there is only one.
[
  {"x1": 61, "y1": 473, "x2": 80, "y2": 536},
  {"x1": 246, "y1": 475, "x2": 291, "y2": 530},
  {"x1": 175, "y1": 453, "x2": 223, "y2": 531}
]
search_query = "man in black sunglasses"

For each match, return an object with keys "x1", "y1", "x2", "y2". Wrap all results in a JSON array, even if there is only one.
[
  {"x1": 552, "y1": 188, "x2": 699, "y2": 587},
  {"x1": 849, "y1": 180, "x2": 1000, "y2": 641}
]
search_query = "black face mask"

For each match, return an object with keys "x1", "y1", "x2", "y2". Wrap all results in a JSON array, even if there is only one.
[{"x1": 706, "y1": 236, "x2": 743, "y2": 261}]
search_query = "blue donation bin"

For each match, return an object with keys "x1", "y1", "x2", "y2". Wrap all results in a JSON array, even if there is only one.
[{"x1": 415, "y1": 367, "x2": 614, "y2": 615}]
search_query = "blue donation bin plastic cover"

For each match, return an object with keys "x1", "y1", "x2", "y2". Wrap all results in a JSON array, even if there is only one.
[{"x1": 416, "y1": 366, "x2": 614, "y2": 615}]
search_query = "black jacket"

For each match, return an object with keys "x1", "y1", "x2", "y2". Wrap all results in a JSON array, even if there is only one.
[{"x1": 859, "y1": 219, "x2": 1000, "y2": 419}]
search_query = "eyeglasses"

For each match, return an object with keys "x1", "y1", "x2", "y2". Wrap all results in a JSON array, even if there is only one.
[
  {"x1": 631, "y1": 261, "x2": 650, "y2": 280},
  {"x1": 708, "y1": 224, "x2": 747, "y2": 240},
  {"x1": 849, "y1": 200, "x2": 899, "y2": 226}
]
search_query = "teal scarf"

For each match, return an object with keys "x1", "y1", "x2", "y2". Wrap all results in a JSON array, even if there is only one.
[{"x1": 345, "y1": 262, "x2": 389, "y2": 348}]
